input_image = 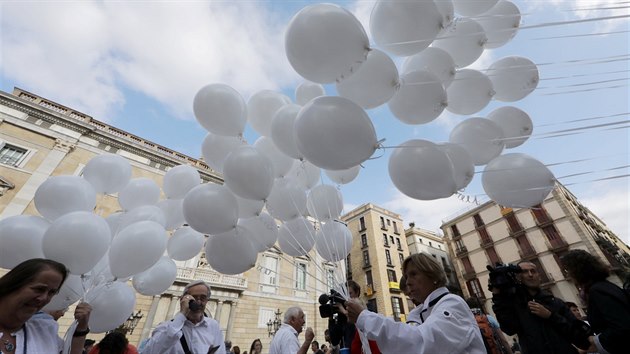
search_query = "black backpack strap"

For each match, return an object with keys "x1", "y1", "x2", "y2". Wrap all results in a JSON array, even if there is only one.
[{"x1": 180, "y1": 333, "x2": 192, "y2": 354}]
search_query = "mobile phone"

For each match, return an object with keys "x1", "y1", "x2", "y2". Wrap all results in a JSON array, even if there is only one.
[{"x1": 189, "y1": 299, "x2": 203, "y2": 311}]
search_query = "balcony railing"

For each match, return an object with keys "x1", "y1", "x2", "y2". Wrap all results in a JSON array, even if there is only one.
[
  {"x1": 480, "y1": 237, "x2": 493, "y2": 248},
  {"x1": 462, "y1": 269, "x2": 476, "y2": 280},
  {"x1": 455, "y1": 246, "x2": 468, "y2": 256},
  {"x1": 177, "y1": 267, "x2": 247, "y2": 289}
]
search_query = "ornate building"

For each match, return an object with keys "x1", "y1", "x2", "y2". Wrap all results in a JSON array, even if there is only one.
[
  {"x1": 0, "y1": 87, "x2": 332, "y2": 348},
  {"x1": 441, "y1": 182, "x2": 630, "y2": 315}
]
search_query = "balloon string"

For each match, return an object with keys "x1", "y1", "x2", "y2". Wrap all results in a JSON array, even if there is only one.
[{"x1": 531, "y1": 29, "x2": 630, "y2": 40}]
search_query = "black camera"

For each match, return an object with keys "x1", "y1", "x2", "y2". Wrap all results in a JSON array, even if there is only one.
[
  {"x1": 487, "y1": 263, "x2": 522, "y2": 294},
  {"x1": 189, "y1": 300, "x2": 203, "y2": 312},
  {"x1": 319, "y1": 290, "x2": 347, "y2": 346}
]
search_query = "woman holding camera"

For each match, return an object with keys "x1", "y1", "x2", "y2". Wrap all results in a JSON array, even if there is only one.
[
  {"x1": 561, "y1": 249, "x2": 630, "y2": 354},
  {"x1": 345, "y1": 253, "x2": 486, "y2": 353}
]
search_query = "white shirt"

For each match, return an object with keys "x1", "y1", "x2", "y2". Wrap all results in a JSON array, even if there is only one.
[
  {"x1": 140, "y1": 313, "x2": 226, "y2": 354},
  {"x1": 406, "y1": 304, "x2": 422, "y2": 326},
  {"x1": 269, "y1": 323, "x2": 300, "y2": 354},
  {"x1": 356, "y1": 287, "x2": 487, "y2": 354},
  {"x1": 0, "y1": 315, "x2": 64, "y2": 354}
]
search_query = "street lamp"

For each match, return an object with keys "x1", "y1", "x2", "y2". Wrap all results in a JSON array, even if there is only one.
[
  {"x1": 114, "y1": 310, "x2": 143, "y2": 335},
  {"x1": 266, "y1": 308, "x2": 282, "y2": 337}
]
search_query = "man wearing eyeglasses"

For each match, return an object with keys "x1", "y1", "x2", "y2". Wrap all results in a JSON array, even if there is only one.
[{"x1": 141, "y1": 280, "x2": 226, "y2": 354}]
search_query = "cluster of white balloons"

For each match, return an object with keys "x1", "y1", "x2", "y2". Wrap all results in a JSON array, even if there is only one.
[{"x1": 279, "y1": 0, "x2": 554, "y2": 207}]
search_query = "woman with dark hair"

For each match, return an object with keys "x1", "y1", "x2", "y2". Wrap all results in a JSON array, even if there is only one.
[
  {"x1": 249, "y1": 338, "x2": 262, "y2": 354},
  {"x1": 88, "y1": 331, "x2": 138, "y2": 354},
  {"x1": 561, "y1": 249, "x2": 630, "y2": 354},
  {"x1": 0, "y1": 258, "x2": 92, "y2": 354},
  {"x1": 345, "y1": 253, "x2": 486, "y2": 353}
]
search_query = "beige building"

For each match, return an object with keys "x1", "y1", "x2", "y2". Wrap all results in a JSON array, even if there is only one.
[
  {"x1": 441, "y1": 182, "x2": 630, "y2": 315},
  {"x1": 341, "y1": 203, "x2": 412, "y2": 322},
  {"x1": 0, "y1": 87, "x2": 331, "y2": 348}
]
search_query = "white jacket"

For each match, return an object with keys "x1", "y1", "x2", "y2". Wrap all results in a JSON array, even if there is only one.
[{"x1": 356, "y1": 287, "x2": 486, "y2": 354}]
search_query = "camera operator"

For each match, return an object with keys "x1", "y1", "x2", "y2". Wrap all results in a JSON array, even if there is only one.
[
  {"x1": 140, "y1": 280, "x2": 225, "y2": 354},
  {"x1": 490, "y1": 261, "x2": 590, "y2": 354}
]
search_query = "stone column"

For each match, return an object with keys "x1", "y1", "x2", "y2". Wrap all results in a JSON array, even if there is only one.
[
  {"x1": 140, "y1": 295, "x2": 161, "y2": 342},
  {"x1": 0, "y1": 138, "x2": 76, "y2": 218},
  {"x1": 167, "y1": 295, "x2": 180, "y2": 319},
  {"x1": 226, "y1": 301, "x2": 237, "y2": 340},
  {"x1": 214, "y1": 300, "x2": 223, "y2": 322}
]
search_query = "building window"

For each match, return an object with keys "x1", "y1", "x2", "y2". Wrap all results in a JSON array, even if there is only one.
[
  {"x1": 466, "y1": 279, "x2": 485, "y2": 299},
  {"x1": 451, "y1": 224, "x2": 461, "y2": 237},
  {"x1": 380, "y1": 216, "x2": 386, "y2": 229},
  {"x1": 387, "y1": 269, "x2": 397, "y2": 283},
  {"x1": 363, "y1": 250, "x2": 370, "y2": 267},
  {"x1": 361, "y1": 234, "x2": 368, "y2": 248},
  {"x1": 486, "y1": 247, "x2": 501, "y2": 266},
  {"x1": 531, "y1": 205, "x2": 551, "y2": 223},
  {"x1": 260, "y1": 254, "x2": 279, "y2": 293},
  {"x1": 366, "y1": 270, "x2": 373, "y2": 288},
  {"x1": 326, "y1": 268, "x2": 336, "y2": 291},
  {"x1": 0, "y1": 144, "x2": 28, "y2": 167},
  {"x1": 391, "y1": 297, "x2": 404, "y2": 321},
  {"x1": 473, "y1": 214, "x2": 485, "y2": 227},
  {"x1": 505, "y1": 212, "x2": 523, "y2": 233},
  {"x1": 367, "y1": 299, "x2": 378, "y2": 313},
  {"x1": 396, "y1": 238, "x2": 402, "y2": 250},
  {"x1": 393, "y1": 221, "x2": 399, "y2": 234},
  {"x1": 462, "y1": 257, "x2": 475, "y2": 274},
  {"x1": 383, "y1": 234, "x2": 389, "y2": 246},
  {"x1": 399, "y1": 253, "x2": 405, "y2": 264},
  {"x1": 295, "y1": 262, "x2": 307, "y2": 290},
  {"x1": 359, "y1": 216, "x2": 366, "y2": 231},
  {"x1": 390, "y1": 236, "x2": 395, "y2": 245},
  {"x1": 542, "y1": 225, "x2": 560, "y2": 241},
  {"x1": 429, "y1": 241, "x2": 433, "y2": 248},
  {"x1": 386, "y1": 250, "x2": 392, "y2": 265},
  {"x1": 346, "y1": 255, "x2": 352, "y2": 279},
  {"x1": 387, "y1": 219, "x2": 391, "y2": 226}
]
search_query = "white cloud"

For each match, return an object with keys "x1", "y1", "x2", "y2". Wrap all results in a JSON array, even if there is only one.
[
  {"x1": 1, "y1": 1, "x2": 297, "y2": 121},
  {"x1": 580, "y1": 182, "x2": 630, "y2": 246},
  {"x1": 527, "y1": 0, "x2": 629, "y2": 32}
]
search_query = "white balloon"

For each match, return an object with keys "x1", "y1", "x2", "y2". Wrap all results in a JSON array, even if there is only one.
[
  {"x1": 163, "y1": 165, "x2": 201, "y2": 199},
  {"x1": 271, "y1": 104, "x2": 304, "y2": 160},
  {"x1": 370, "y1": 0, "x2": 442, "y2": 56},
  {"x1": 193, "y1": 84, "x2": 247, "y2": 137},
  {"x1": 183, "y1": 184, "x2": 238, "y2": 234},
  {"x1": 453, "y1": 0, "x2": 499, "y2": 16},
  {"x1": 109, "y1": 220, "x2": 167, "y2": 278},
  {"x1": 34, "y1": 176, "x2": 96, "y2": 221},
  {"x1": 238, "y1": 213, "x2": 278, "y2": 252},
  {"x1": 307, "y1": 185, "x2": 343, "y2": 221},
  {"x1": 0, "y1": 215, "x2": 48, "y2": 269},
  {"x1": 86, "y1": 281, "x2": 136, "y2": 333},
  {"x1": 389, "y1": 70, "x2": 447, "y2": 124},
  {"x1": 437, "y1": 143, "x2": 475, "y2": 190},
  {"x1": 402, "y1": 47, "x2": 456, "y2": 88},
  {"x1": 118, "y1": 204, "x2": 166, "y2": 230},
  {"x1": 254, "y1": 136, "x2": 294, "y2": 178},
  {"x1": 316, "y1": 222, "x2": 353, "y2": 262},
  {"x1": 325, "y1": 165, "x2": 361, "y2": 185},
  {"x1": 446, "y1": 69, "x2": 494, "y2": 115},
  {"x1": 295, "y1": 82, "x2": 325, "y2": 106},
  {"x1": 295, "y1": 96, "x2": 378, "y2": 170},
  {"x1": 42, "y1": 274, "x2": 84, "y2": 311},
  {"x1": 167, "y1": 226, "x2": 205, "y2": 261},
  {"x1": 277, "y1": 217, "x2": 317, "y2": 257},
  {"x1": 482, "y1": 153, "x2": 555, "y2": 208},
  {"x1": 265, "y1": 178, "x2": 308, "y2": 221},
  {"x1": 157, "y1": 198, "x2": 186, "y2": 231},
  {"x1": 42, "y1": 211, "x2": 110, "y2": 275},
  {"x1": 223, "y1": 146, "x2": 275, "y2": 201},
  {"x1": 206, "y1": 227, "x2": 257, "y2": 275},
  {"x1": 118, "y1": 178, "x2": 160, "y2": 211},
  {"x1": 388, "y1": 139, "x2": 457, "y2": 200},
  {"x1": 287, "y1": 160, "x2": 321, "y2": 190},
  {"x1": 286, "y1": 3, "x2": 369, "y2": 83},
  {"x1": 132, "y1": 256, "x2": 178, "y2": 296},
  {"x1": 488, "y1": 56, "x2": 539, "y2": 102},
  {"x1": 201, "y1": 133, "x2": 247, "y2": 174},
  {"x1": 432, "y1": 18, "x2": 487, "y2": 68},
  {"x1": 449, "y1": 118, "x2": 505, "y2": 166},
  {"x1": 488, "y1": 106, "x2": 533, "y2": 148},
  {"x1": 234, "y1": 194, "x2": 265, "y2": 219},
  {"x1": 247, "y1": 90, "x2": 291, "y2": 137},
  {"x1": 336, "y1": 49, "x2": 399, "y2": 109},
  {"x1": 435, "y1": 0, "x2": 455, "y2": 30},
  {"x1": 477, "y1": 0, "x2": 521, "y2": 49},
  {"x1": 105, "y1": 212, "x2": 124, "y2": 239},
  {"x1": 82, "y1": 154, "x2": 132, "y2": 194},
  {"x1": 88, "y1": 252, "x2": 117, "y2": 287}
]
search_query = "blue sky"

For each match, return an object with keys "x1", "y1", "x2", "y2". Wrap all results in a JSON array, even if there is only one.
[{"x1": 1, "y1": 1, "x2": 628, "y2": 243}]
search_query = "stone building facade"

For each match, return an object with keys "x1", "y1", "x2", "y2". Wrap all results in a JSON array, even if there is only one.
[{"x1": 0, "y1": 87, "x2": 331, "y2": 348}]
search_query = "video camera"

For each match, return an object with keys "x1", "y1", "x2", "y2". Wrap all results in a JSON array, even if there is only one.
[
  {"x1": 318, "y1": 289, "x2": 347, "y2": 346},
  {"x1": 487, "y1": 263, "x2": 522, "y2": 294}
]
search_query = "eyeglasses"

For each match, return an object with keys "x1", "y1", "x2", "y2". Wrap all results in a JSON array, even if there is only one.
[{"x1": 190, "y1": 295, "x2": 209, "y2": 302}]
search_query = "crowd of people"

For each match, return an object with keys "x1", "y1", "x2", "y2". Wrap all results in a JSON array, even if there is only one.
[{"x1": 2, "y1": 249, "x2": 629, "y2": 354}]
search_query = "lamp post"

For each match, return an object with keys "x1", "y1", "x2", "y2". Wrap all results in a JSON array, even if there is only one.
[
  {"x1": 266, "y1": 308, "x2": 282, "y2": 337},
  {"x1": 114, "y1": 310, "x2": 143, "y2": 335}
]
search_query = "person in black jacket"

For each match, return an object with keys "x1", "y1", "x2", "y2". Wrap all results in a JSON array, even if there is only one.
[
  {"x1": 561, "y1": 249, "x2": 630, "y2": 354},
  {"x1": 490, "y1": 261, "x2": 590, "y2": 354}
]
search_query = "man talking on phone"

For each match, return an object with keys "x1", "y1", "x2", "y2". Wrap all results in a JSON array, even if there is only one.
[{"x1": 141, "y1": 280, "x2": 226, "y2": 354}]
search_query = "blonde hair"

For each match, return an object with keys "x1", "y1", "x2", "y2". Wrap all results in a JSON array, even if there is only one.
[{"x1": 402, "y1": 253, "x2": 447, "y2": 288}]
